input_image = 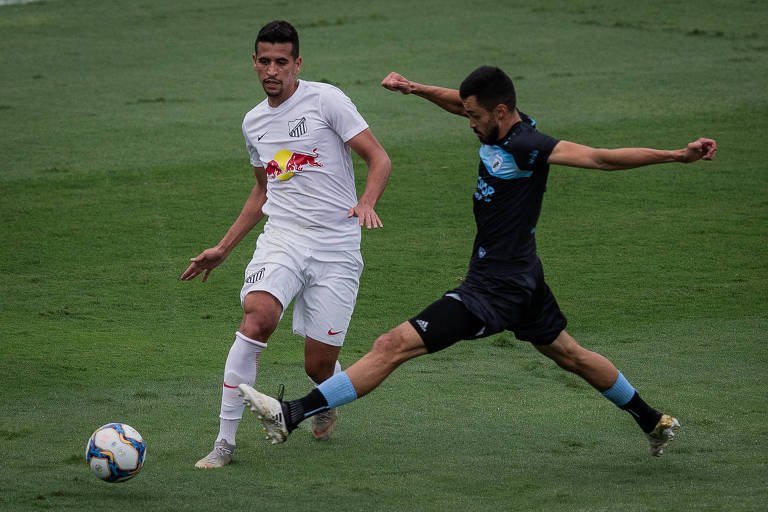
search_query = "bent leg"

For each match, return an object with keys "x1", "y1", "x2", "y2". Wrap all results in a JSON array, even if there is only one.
[
  {"x1": 239, "y1": 291, "x2": 283, "y2": 341},
  {"x1": 197, "y1": 292, "x2": 283, "y2": 467},
  {"x1": 304, "y1": 338, "x2": 343, "y2": 440},
  {"x1": 534, "y1": 330, "x2": 618, "y2": 391},
  {"x1": 304, "y1": 337, "x2": 342, "y2": 384},
  {"x1": 291, "y1": 295, "x2": 477, "y2": 421},
  {"x1": 536, "y1": 330, "x2": 670, "y2": 443},
  {"x1": 275, "y1": 321, "x2": 428, "y2": 433},
  {"x1": 241, "y1": 295, "x2": 477, "y2": 441},
  {"x1": 345, "y1": 321, "x2": 428, "y2": 398},
  {"x1": 218, "y1": 292, "x2": 282, "y2": 440}
]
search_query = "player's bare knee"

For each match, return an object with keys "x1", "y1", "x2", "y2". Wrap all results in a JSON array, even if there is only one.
[
  {"x1": 370, "y1": 330, "x2": 409, "y2": 365},
  {"x1": 555, "y1": 347, "x2": 593, "y2": 375},
  {"x1": 369, "y1": 332, "x2": 396, "y2": 357},
  {"x1": 240, "y1": 292, "x2": 281, "y2": 341},
  {"x1": 540, "y1": 332, "x2": 589, "y2": 373},
  {"x1": 239, "y1": 316, "x2": 275, "y2": 342},
  {"x1": 541, "y1": 346, "x2": 578, "y2": 373}
]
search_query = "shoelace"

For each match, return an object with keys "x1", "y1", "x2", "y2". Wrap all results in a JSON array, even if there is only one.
[{"x1": 213, "y1": 446, "x2": 232, "y2": 457}]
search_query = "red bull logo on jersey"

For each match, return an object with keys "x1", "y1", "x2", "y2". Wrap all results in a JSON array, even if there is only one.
[{"x1": 265, "y1": 148, "x2": 323, "y2": 181}]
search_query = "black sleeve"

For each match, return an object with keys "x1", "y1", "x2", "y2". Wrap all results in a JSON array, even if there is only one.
[{"x1": 507, "y1": 130, "x2": 559, "y2": 171}]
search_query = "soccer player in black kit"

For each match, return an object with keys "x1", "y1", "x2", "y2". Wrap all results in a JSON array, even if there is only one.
[{"x1": 238, "y1": 66, "x2": 718, "y2": 456}]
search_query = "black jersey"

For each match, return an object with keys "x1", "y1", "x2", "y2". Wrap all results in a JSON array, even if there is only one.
[
  {"x1": 468, "y1": 113, "x2": 558, "y2": 275},
  {"x1": 453, "y1": 113, "x2": 562, "y2": 336}
]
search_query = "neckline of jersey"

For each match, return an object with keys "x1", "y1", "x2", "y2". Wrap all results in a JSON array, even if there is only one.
[{"x1": 267, "y1": 80, "x2": 303, "y2": 111}]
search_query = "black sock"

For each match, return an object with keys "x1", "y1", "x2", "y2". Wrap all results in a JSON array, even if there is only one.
[
  {"x1": 620, "y1": 391, "x2": 663, "y2": 433},
  {"x1": 283, "y1": 388, "x2": 329, "y2": 432}
]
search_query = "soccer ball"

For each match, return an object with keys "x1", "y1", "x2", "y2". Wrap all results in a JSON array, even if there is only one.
[{"x1": 85, "y1": 423, "x2": 146, "y2": 482}]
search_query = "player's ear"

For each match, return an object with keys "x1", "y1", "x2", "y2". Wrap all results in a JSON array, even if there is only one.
[
  {"x1": 295, "y1": 55, "x2": 302, "y2": 72},
  {"x1": 494, "y1": 103, "x2": 508, "y2": 120}
]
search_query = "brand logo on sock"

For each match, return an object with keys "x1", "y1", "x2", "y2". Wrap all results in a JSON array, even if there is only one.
[{"x1": 416, "y1": 319, "x2": 429, "y2": 332}]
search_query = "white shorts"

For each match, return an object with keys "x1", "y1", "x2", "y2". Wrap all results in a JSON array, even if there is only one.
[{"x1": 240, "y1": 230, "x2": 364, "y2": 346}]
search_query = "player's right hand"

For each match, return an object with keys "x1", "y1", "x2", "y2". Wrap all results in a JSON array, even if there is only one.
[
  {"x1": 682, "y1": 137, "x2": 717, "y2": 162},
  {"x1": 181, "y1": 247, "x2": 227, "y2": 282},
  {"x1": 381, "y1": 72, "x2": 412, "y2": 94}
]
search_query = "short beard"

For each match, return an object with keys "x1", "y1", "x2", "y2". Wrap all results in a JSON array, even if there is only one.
[
  {"x1": 262, "y1": 81, "x2": 283, "y2": 97},
  {"x1": 480, "y1": 124, "x2": 500, "y2": 145}
]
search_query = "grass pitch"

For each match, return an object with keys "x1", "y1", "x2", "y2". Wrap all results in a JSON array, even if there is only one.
[{"x1": 1, "y1": 1, "x2": 766, "y2": 511}]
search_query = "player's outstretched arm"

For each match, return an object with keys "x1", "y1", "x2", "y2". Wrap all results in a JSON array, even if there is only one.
[
  {"x1": 180, "y1": 167, "x2": 268, "y2": 282},
  {"x1": 347, "y1": 128, "x2": 392, "y2": 229},
  {"x1": 548, "y1": 138, "x2": 717, "y2": 171},
  {"x1": 381, "y1": 72, "x2": 466, "y2": 117}
]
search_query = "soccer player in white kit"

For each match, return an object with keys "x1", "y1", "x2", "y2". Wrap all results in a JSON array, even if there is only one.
[{"x1": 181, "y1": 20, "x2": 392, "y2": 468}]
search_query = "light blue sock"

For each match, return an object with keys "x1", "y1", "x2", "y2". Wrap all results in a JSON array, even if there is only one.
[
  {"x1": 601, "y1": 372, "x2": 636, "y2": 407},
  {"x1": 316, "y1": 371, "x2": 358, "y2": 409}
]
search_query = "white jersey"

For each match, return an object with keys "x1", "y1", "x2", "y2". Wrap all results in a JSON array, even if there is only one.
[{"x1": 242, "y1": 80, "x2": 369, "y2": 251}]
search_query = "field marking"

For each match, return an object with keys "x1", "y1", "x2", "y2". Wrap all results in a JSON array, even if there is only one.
[{"x1": 0, "y1": 0, "x2": 44, "y2": 5}]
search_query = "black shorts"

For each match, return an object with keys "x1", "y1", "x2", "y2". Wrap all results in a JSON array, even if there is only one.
[
  {"x1": 408, "y1": 262, "x2": 567, "y2": 352},
  {"x1": 408, "y1": 295, "x2": 485, "y2": 353}
]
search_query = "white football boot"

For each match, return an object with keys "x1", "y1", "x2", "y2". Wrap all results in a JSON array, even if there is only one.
[
  {"x1": 311, "y1": 407, "x2": 338, "y2": 441},
  {"x1": 239, "y1": 384, "x2": 289, "y2": 444},
  {"x1": 646, "y1": 414, "x2": 681, "y2": 456},
  {"x1": 194, "y1": 439, "x2": 234, "y2": 468}
]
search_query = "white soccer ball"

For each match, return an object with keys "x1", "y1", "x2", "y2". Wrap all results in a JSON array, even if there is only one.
[{"x1": 85, "y1": 423, "x2": 146, "y2": 482}]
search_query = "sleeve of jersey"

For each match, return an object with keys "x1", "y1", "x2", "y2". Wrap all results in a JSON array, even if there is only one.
[
  {"x1": 527, "y1": 131, "x2": 559, "y2": 170},
  {"x1": 320, "y1": 86, "x2": 369, "y2": 143},
  {"x1": 242, "y1": 118, "x2": 261, "y2": 167}
]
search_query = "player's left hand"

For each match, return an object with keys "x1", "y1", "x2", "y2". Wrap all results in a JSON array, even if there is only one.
[
  {"x1": 381, "y1": 72, "x2": 412, "y2": 94},
  {"x1": 348, "y1": 203, "x2": 383, "y2": 230},
  {"x1": 681, "y1": 138, "x2": 717, "y2": 162}
]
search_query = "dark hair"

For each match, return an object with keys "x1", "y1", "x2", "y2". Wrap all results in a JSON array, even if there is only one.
[
  {"x1": 255, "y1": 20, "x2": 299, "y2": 59},
  {"x1": 459, "y1": 66, "x2": 516, "y2": 112}
]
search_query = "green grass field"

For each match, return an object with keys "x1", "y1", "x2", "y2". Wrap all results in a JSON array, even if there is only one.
[{"x1": 2, "y1": 0, "x2": 767, "y2": 510}]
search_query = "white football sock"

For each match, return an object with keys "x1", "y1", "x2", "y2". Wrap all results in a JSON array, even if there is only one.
[{"x1": 216, "y1": 331, "x2": 267, "y2": 445}]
